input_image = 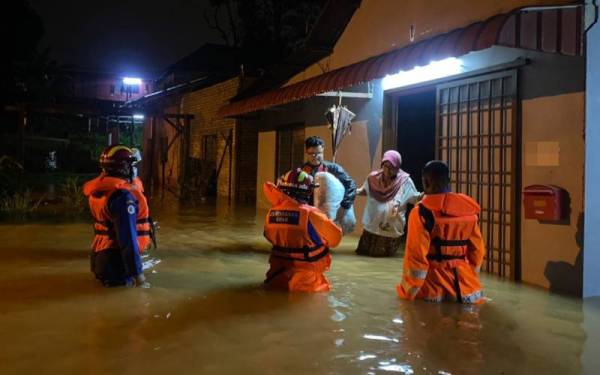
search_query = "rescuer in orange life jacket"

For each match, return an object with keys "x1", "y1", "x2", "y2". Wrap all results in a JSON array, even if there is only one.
[
  {"x1": 397, "y1": 160, "x2": 485, "y2": 304},
  {"x1": 263, "y1": 168, "x2": 342, "y2": 292},
  {"x1": 83, "y1": 145, "x2": 154, "y2": 287}
]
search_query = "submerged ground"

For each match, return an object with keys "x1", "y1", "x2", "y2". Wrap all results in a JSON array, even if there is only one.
[{"x1": 1, "y1": 198, "x2": 599, "y2": 374}]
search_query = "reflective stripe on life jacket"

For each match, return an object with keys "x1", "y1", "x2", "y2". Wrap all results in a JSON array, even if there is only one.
[
  {"x1": 83, "y1": 175, "x2": 151, "y2": 253},
  {"x1": 93, "y1": 218, "x2": 153, "y2": 237},
  {"x1": 271, "y1": 244, "x2": 330, "y2": 262}
]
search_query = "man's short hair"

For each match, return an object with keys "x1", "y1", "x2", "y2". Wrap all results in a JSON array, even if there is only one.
[
  {"x1": 422, "y1": 160, "x2": 450, "y2": 184},
  {"x1": 305, "y1": 136, "x2": 325, "y2": 149}
]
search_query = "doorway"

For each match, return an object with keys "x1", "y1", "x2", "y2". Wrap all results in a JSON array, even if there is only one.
[{"x1": 396, "y1": 89, "x2": 436, "y2": 191}]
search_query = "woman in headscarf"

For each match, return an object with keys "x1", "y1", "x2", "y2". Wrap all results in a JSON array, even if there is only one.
[{"x1": 355, "y1": 150, "x2": 422, "y2": 257}]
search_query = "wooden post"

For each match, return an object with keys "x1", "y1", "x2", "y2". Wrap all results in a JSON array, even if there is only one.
[
  {"x1": 183, "y1": 116, "x2": 191, "y2": 197},
  {"x1": 160, "y1": 118, "x2": 167, "y2": 197},
  {"x1": 228, "y1": 128, "x2": 233, "y2": 205},
  {"x1": 147, "y1": 116, "x2": 156, "y2": 198}
]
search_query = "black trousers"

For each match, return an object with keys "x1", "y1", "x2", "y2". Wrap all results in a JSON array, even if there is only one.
[{"x1": 90, "y1": 249, "x2": 133, "y2": 287}]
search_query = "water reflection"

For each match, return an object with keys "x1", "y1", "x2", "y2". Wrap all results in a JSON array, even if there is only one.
[{"x1": 0, "y1": 198, "x2": 599, "y2": 373}]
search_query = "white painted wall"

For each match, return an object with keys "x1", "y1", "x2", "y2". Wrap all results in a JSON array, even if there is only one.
[{"x1": 584, "y1": 7, "x2": 600, "y2": 298}]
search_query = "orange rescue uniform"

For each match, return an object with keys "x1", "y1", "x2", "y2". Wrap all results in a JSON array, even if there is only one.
[
  {"x1": 83, "y1": 175, "x2": 152, "y2": 253},
  {"x1": 397, "y1": 192, "x2": 485, "y2": 304},
  {"x1": 263, "y1": 182, "x2": 342, "y2": 292}
]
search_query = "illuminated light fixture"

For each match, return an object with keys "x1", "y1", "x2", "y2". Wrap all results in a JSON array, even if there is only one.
[
  {"x1": 123, "y1": 77, "x2": 142, "y2": 85},
  {"x1": 133, "y1": 114, "x2": 145, "y2": 120},
  {"x1": 382, "y1": 57, "x2": 464, "y2": 90}
]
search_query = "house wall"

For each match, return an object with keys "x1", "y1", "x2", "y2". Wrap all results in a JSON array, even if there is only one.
[
  {"x1": 288, "y1": 0, "x2": 574, "y2": 85},
  {"x1": 521, "y1": 93, "x2": 584, "y2": 294}
]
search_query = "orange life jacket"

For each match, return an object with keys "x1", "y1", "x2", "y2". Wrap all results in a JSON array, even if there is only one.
[
  {"x1": 83, "y1": 175, "x2": 151, "y2": 253},
  {"x1": 263, "y1": 182, "x2": 338, "y2": 262},
  {"x1": 398, "y1": 192, "x2": 485, "y2": 304},
  {"x1": 417, "y1": 193, "x2": 479, "y2": 266}
]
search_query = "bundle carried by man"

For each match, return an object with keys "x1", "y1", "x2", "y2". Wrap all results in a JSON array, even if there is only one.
[{"x1": 314, "y1": 171, "x2": 356, "y2": 234}]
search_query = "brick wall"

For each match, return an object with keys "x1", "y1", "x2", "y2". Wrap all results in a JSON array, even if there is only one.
[
  {"x1": 142, "y1": 76, "x2": 259, "y2": 203},
  {"x1": 179, "y1": 77, "x2": 241, "y2": 199}
]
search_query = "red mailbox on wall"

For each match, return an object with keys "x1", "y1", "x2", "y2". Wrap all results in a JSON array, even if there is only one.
[{"x1": 522, "y1": 185, "x2": 566, "y2": 221}]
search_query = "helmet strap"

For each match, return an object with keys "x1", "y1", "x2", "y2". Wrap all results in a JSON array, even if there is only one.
[{"x1": 128, "y1": 164, "x2": 134, "y2": 182}]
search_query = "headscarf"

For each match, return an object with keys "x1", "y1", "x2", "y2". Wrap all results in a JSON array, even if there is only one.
[{"x1": 367, "y1": 150, "x2": 409, "y2": 202}]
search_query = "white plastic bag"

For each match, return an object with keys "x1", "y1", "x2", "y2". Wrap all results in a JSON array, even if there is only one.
[
  {"x1": 336, "y1": 204, "x2": 356, "y2": 235},
  {"x1": 314, "y1": 171, "x2": 356, "y2": 235}
]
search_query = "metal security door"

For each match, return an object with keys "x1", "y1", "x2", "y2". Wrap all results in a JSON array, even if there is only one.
[{"x1": 436, "y1": 71, "x2": 519, "y2": 279}]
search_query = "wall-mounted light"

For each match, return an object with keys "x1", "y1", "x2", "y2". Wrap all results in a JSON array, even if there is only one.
[
  {"x1": 123, "y1": 77, "x2": 142, "y2": 85},
  {"x1": 382, "y1": 57, "x2": 464, "y2": 90},
  {"x1": 133, "y1": 114, "x2": 145, "y2": 120}
]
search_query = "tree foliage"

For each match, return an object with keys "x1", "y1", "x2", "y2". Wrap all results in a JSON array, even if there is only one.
[
  {"x1": 0, "y1": 0, "x2": 70, "y2": 104},
  {"x1": 205, "y1": 0, "x2": 326, "y2": 64}
]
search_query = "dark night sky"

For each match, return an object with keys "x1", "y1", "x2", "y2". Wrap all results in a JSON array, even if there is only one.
[{"x1": 29, "y1": 0, "x2": 223, "y2": 77}]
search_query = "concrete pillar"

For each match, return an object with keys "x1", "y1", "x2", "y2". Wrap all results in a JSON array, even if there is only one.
[{"x1": 584, "y1": 2, "x2": 600, "y2": 297}]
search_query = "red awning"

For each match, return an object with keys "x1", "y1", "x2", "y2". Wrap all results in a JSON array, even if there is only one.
[{"x1": 219, "y1": 5, "x2": 582, "y2": 117}]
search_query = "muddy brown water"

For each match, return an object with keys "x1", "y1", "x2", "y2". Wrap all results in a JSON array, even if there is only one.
[{"x1": 1, "y1": 199, "x2": 599, "y2": 374}]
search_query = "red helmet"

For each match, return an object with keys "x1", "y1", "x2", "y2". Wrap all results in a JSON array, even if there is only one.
[
  {"x1": 99, "y1": 145, "x2": 140, "y2": 174},
  {"x1": 277, "y1": 168, "x2": 315, "y2": 203}
]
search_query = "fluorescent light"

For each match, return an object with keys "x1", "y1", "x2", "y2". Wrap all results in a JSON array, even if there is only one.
[
  {"x1": 382, "y1": 57, "x2": 464, "y2": 90},
  {"x1": 123, "y1": 77, "x2": 142, "y2": 85},
  {"x1": 133, "y1": 114, "x2": 145, "y2": 120}
]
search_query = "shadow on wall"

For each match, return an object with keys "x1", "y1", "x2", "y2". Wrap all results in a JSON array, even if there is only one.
[{"x1": 544, "y1": 212, "x2": 583, "y2": 296}]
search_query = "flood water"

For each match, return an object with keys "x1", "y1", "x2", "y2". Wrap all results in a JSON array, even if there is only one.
[{"x1": 1, "y1": 198, "x2": 600, "y2": 374}]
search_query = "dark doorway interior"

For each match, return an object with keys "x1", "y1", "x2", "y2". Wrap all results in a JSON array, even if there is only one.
[
  {"x1": 396, "y1": 89, "x2": 436, "y2": 190},
  {"x1": 275, "y1": 125, "x2": 305, "y2": 178}
]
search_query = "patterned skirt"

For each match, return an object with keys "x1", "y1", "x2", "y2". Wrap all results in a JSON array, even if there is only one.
[{"x1": 355, "y1": 230, "x2": 404, "y2": 257}]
